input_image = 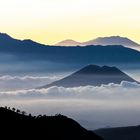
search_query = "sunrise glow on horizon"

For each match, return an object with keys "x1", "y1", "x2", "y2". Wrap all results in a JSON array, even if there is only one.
[{"x1": 0, "y1": 0, "x2": 140, "y2": 45}]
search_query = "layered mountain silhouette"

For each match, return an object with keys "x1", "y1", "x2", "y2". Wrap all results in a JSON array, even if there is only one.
[
  {"x1": 55, "y1": 39, "x2": 81, "y2": 46},
  {"x1": 0, "y1": 107, "x2": 103, "y2": 140},
  {"x1": 0, "y1": 33, "x2": 46, "y2": 50},
  {"x1": 55, "y1": 36, "x2": 140, "y2": 49},
  {"x1": 0, "y1": 33, "x2": 140, "y2": 74},
  {"x1": 40, "y1": 65, "x2": 138, "y2": 88},
  {"x1": 83, "y1": 36, "x2": 140, "y2": 48},
  {"x1": 95, "y1": 125, "x2": 140, "y2": 140}
]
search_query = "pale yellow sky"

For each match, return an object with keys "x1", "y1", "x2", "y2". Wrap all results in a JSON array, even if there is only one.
[{"x1": 0, "y1": 0, "x2": 140, "y2": 45}]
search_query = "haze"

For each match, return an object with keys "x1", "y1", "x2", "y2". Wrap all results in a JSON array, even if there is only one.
[{"x1": 1, "y1": 81, "x2": 140, "y2": 130}]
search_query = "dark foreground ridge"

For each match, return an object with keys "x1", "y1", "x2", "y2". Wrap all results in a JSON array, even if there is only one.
[
  {"x1": 40, "y1": 65, "x2": 138, "y2": 88},
  {"x1": 0, "y1": 107, "x2": 103, "y2": 140},
  {"x1": 94, "y1": 125, "x2": 140, "y2": 140}
]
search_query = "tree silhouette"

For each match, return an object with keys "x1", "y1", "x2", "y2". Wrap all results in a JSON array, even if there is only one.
[
  {"x1": 37, "y1": 115, "x2": 42, "y2": 118},
  {"x1": 21, "y1": 111, "x2": 26, "y2": 115},
  {"x1": 0, "y1": 107, "x2": 103, "y2": 140},
  {"x1": 16, "y1": 109, "x2": 20, "y2": 114},
  {"x1": 29, "y1": 114, "x2": 32, "y2": 117},
  {"x1": 4, "y1": 106, "x2": 7, "y2": 109},
  {"x1": 12, "y1": 108, "x2": 16, "y2": 112}
]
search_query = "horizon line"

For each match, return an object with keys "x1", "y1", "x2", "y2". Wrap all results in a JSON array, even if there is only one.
[{"x1": 1, "y1": 32, "x2": 140, "y2": 46}]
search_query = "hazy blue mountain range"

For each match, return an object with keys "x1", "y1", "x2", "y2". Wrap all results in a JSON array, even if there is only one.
[
  {"x1": 40, "y1": 65, "x2": 138, "y2": 88},
  {"x1": 55, "y1": 36, "x2": 140, "y2": 49},
  {"x1": 55, "y1": 39, "x2": 81, "y2": 46},
  {"x1": 0, "y1": 33, "x2": 140, "y2": 74}
]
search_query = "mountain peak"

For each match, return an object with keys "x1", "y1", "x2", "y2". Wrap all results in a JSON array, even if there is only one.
[
  {"x1": 76, "y1": 65, "x2": 102, "y2": 74},
  {"x1": 22, "y1": 39, "x2": 38, "y2": 44},
  {"x1": 95, "y1": 36, "x2": 131, "y2": 42},
  {"x1": 83, "y1": 36, "x2": 140, "y2": 47},
  {"x1": 55, "y1": 39, "x2": 81, "y2": 46},
  {"x1": 40, "y1": 65, "x2": 138, "y2": 88},
  {"x1": 97, "y1": 36, "x2": 125, "y2": 39},
  {"x1": 0, "y1": 33, "x2": 13, "y2": 40},
  {"x1": 75, "y1": 65, "x2": 122, "y2": 75},
  {"x1": 55, "y1": 36, "x2": 140, "y2": 49}
]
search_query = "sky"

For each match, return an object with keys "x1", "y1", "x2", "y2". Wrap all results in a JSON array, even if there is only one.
[{"x1": 0, "y1": 0, "x2": 140, "y2": 45}]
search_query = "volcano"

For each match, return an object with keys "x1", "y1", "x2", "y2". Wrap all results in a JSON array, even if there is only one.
[{"x1": 40, "y1": 65, "x2": 138, "y2": 88}]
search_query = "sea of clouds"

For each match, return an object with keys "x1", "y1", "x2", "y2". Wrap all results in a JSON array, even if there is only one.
[
  {"x1": 0, "y1": 81, "x2": 139, "y2": 99},
  {"x1": 0, "y1": 80, "x2": 140, "y2": 130},
  {"x1": 0, "y1": 75, "x2": 61, "y2": 90}
]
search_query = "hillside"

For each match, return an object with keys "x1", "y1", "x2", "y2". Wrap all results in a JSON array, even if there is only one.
[
  {"x1": 95, "y1": 125, "x2": 140, "y2": 140},
  {"x1": 0, "y1": 107, "x2": 103, "y2": 140}
]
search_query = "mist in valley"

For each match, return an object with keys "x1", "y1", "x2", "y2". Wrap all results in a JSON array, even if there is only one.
[{"x1": 0, "y1": 69, "x2": 140, "y2": 130}]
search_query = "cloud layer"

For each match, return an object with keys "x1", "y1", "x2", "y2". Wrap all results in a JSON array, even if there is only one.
[
  {"x1": 1, "y1": 81, "x2": 140, "y2": 130},
  {"x1": 0, "y1": 75, "x2": 61, "y2": 90},
  {"x1": 0, "y1": 81, "x2": 140, "y2": 99}
]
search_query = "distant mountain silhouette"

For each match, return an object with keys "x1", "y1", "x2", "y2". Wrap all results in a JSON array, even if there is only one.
[
  {"x1": 0, "y1": 33, "x2": 140, "y2": 74},
  {"x1": 55, "y1": 36, "x2": 140, "y2": 49},
  {"x1": 55, "y1": 39, "x2": 81, "y2": 46},
  {"x1": 0, "y1": 107, "x2": 103, "y2": 140},
  {"x1": 0, "y1": 33, "x2": 46, "y2": 51},
  {"x1": 40, "y1": 65, "x2": 138, "y2": 88},
  {"x1": 82, "y1": 36, "x2": 140, "y2": 48},
  {"x1": 95, "y1": 125, "x2": 140, "y2": 140}
]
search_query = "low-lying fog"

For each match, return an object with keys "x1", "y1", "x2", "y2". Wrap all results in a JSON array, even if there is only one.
[{"x1": 0, "y1": 70, "x2": 140, "y2": 130}]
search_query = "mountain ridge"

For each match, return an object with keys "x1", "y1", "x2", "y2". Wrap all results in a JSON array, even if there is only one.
[
  {"x1": 0, "y1": 33, "x2": 140, "y2": 74},
  {"x1": 0, "y1": 107, "x2": 103, "y2": 140},
  {"x1": 40, "y1": 65, "x2": 138, "y2": 88},
  {"x1": 83, "y1": 36, "x2": 140, "y2": 47},
  {"x1": 95, "y1": 125, "x2": 140, "y2": 140},
  {"x1": 0, "y1": 32, "x2": 46, "y2": 48},
  {"x1": 1, "y1": 33, "x2": 140, "y2": 48},
  {"x1": 55, "y1": 39, "x2": 81, "y2": 46},
  {"x1": 55, "y1": 36, "x2": 140, "y2": 49}
]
